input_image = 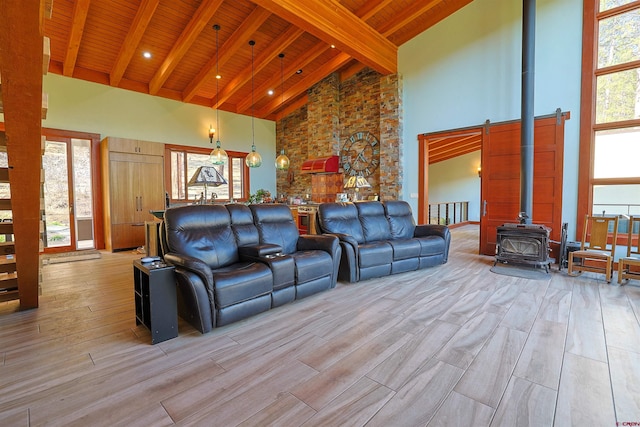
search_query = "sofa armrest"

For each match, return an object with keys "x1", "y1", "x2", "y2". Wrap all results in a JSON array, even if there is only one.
[
  {"x1": 297, "y1": 234, "x2": 339, "y2": 256},
  {"x1": 238, "y1": 244, "x2": 283, "y2": 259},
  {"x1": 414, "y1": 224, "x2": 451, "y2": 263},
  {"x1": 164, "y1": 252, "x2": 214, "y2": 290}
]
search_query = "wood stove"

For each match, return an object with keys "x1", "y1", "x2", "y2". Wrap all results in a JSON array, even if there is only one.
[{"x1": 495, "y1": 223, "x2": 552, "y2": 272}]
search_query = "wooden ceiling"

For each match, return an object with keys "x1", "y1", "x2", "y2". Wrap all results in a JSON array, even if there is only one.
[
  {"x1": 43, "y1": 0, "x2": 472, "y2": 120},
  {"x1": 422, "y1": 128, "x2": 483, "y2": 164}
]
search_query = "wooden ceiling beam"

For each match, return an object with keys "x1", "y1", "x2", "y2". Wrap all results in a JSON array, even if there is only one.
[
  {"x1": 211, "y1": 25, "x2": 304, "y2": 108},
  {"x1": 379, "y1": 0, "x2": 441, "y2": 37},
  {"x1": 430, "y1": 145, "x2": 481, "y2": 164},
  {"x1": 256, "y1": 51, "x2": 352, "y2": 118},
  {"x1": 251, "y1": 0, "x2": 397, "y2": 74},
  {"x1": 357, "y1": 0, "x2": 395, "y2": 21},
  {"x1": 63, "y1": 0, "x2": 91, "y2": 77},
  {"x1": 148, "y1": 0, "x2": 224, "y2": 95},
  {"x1": 430, "y1": 139, "x2": 481, "y2": 157},
  {"x1": 429, "y1": 133, "x2": 481, "y2": 150},
  {"x1": 182, "y1": 6, "x2": 271, "y2": 102},
  {"x1": 110, "y1": 0, "x2": 160, "y2": 87},
  {"x1": 237, "y1": 43, "x2": 330, "y2": 114}
]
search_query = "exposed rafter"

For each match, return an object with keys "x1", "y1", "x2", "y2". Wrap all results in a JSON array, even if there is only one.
[
  {"x1": 256, "y1": 51, "x2": 352, "y2": 117},
  {"x1": 212, "y1": 25, "x2": 304, "y2": 108},
  {"x1": 237, "y1": 43, "x2": 330, "y2": 114},
  {"x1": 182, "y1": 6, "x2": 271, "y2": 102},
  {"x1": 357, "y1": 0, "x2": 395, "y2": 21},
  {"x1": 378, "y1": 0, "x2": 442, "y2": 36},
  {"x1": 250, "y1": 0, "x2": 397, "y2": 74},
  {"x1": 63, "y1": 0, "x2": 91, "y2": 77},
  {"x1": 148, "y1": 0, "x2": 224, "y2": 95},
  {"x1": 110, "y1": 0, "x2": 160, "y2": 87}
]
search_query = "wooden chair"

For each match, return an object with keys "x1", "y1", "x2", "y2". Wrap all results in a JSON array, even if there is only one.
[
  {"x1": 618, "y1": 216, "x2": 640, "y2": 284},
  {"x1": 568, "y1": 214, "x2": 619, "y2": 283}
]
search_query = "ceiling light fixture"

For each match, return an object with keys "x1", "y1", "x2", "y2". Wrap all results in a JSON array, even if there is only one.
[
  {"x1": 142, "y1": 51, "x2": 152, "y2": 59},
  {"x1": 275, "y1": 53, "x2": 290, "y2": 171},
  {"x1": 245, "y1": 40, "x2": 262, "y2": 168},
  {"x1": 209, "y1": 24, "x2": 227, "y2": 165}
]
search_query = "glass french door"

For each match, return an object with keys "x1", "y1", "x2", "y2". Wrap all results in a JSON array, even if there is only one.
[{"x1": 42, "y1": 137, "x2": 95, "y2": 252}]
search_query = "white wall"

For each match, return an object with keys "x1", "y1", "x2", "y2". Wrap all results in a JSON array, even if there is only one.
[
  {"x1": 41, "y1": 74, "x2": 276, "y2": 195},
  {"x1": 399, "y1": 0, "x2": 583, "y2": 235}
]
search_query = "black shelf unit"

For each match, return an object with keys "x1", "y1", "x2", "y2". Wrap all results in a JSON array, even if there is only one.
[{"x1": 133, "y1": 259, "x2": 177, "y2": 344}]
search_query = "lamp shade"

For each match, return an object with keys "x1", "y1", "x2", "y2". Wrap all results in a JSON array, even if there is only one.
[
  {"x1": 344, "y1": 175, "x2": 371, "y2": 189},
  {"x1": 188, "y1": 166, "x2": 227, "y2": 186}
]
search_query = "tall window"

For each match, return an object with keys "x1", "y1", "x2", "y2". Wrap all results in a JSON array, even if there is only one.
[
  {"x1": 165, "y1": 145, "x2": 249, "y2": 203},
  {"x1": 580, "y1": 0, "x2": 640, "y2": 229}
]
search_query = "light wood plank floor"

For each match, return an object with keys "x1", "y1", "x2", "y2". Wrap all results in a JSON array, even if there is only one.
[{"x1": 1, "y1": 225, "x2": 640, "y2": 426}]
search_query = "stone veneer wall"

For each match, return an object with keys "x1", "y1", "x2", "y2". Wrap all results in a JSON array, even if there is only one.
[{"x1": 276, "y1": 68, "x2": 402, "y2": 201}]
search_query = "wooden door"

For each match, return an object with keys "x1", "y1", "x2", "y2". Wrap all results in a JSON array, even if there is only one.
[
  {"x1": 479, "y1": 113, "x2": 567, "y2": 256},
  {"x1": 109, "y1": 155, "x2": 137, "y2": 225},
  {"x1": 135, "y1": 157, "x2": 164, "y2": 223}
]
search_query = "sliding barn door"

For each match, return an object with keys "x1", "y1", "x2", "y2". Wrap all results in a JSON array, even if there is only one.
[{"x1": 479, "y1": 112, "x2": 567, "y2": 256}]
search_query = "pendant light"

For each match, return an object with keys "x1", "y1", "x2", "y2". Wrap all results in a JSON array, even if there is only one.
[
  {"x1": 245, "y1": 40, "x2": 262, "y2": 168},
  {"x1": 209, "y1": 24, "x2": 227, "y2": 165},
  {"x1": 275, "y1": 52, "x2": 290, "y2": 171}
]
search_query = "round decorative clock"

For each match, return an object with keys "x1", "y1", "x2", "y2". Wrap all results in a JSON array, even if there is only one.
[{"x1": 340, "y1": 131, "x2": 380, "y2": 177}]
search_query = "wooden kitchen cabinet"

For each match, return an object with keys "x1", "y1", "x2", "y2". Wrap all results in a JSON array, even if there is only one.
[
  {"x1": 102, "y1": 137, "x2": 165, "y2": 251},
  {"x1": 105, "y1": 137, "x2": 165, "y2": 156}
]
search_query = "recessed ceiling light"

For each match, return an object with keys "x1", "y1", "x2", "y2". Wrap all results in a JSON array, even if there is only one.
[
  {"x1": 267, "y1": 89, "x2": 274, "y2": 96},
  {"x1": 296, "y1": 69, "x2": 302, "y2": 74},
  {"x1": 216, "y1": 74, "x2": 221, "y2": 79},
  {"x1": 331, "y1": 44, "x2": 336, "y2": 49},
  {"x1": 142, "y1": 51, "x2": 152, "y2": 59}
]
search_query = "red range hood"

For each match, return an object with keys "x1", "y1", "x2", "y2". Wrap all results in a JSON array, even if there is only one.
[{"x1": 300, "y1": 155, "x2": 340, "y2": 174}]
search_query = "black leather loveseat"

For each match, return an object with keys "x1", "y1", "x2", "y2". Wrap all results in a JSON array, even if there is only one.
[
  {"x1": 317, "y1": 200, "x2": 450, "y2": 282},
  {"x1": 162, "y1": 203, "x2": 340, "y2": 333}
]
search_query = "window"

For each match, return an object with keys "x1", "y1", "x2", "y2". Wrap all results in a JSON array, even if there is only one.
[
  {"x1": 579, "y1": 0, "x2": 640, "y2": 229},
  {"x1": 165, "y1": 145, "x2": 249, "y2": 203}
]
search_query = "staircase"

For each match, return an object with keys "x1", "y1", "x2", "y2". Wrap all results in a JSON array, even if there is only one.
[{"x1": 0, "y1": 146, "x2": 17, "y2": 301}]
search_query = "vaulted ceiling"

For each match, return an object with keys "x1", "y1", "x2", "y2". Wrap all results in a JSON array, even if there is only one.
[{"x1": 43, "y1": 0, "x2": 472, "y2": 121}]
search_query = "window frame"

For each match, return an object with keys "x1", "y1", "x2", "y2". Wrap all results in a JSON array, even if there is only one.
[
  {"x1": 578, "y1": 0, "x2": 640, "y2": 237},
  {"x1": 164, "y1": 144, "x2": 250, "y2": 204}
]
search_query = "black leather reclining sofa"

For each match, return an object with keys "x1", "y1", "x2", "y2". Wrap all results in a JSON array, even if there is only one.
[
  {"x1": 317, "y1": 200, "x2": 450, "y2": 282},
  {"x1": 161, "y1": 203, "x2": 340, "y2": 333}
]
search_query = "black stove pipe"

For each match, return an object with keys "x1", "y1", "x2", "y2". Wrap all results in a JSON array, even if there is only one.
[{"x1": 520, "y1": 0, "x2": 535, "y2": 225}]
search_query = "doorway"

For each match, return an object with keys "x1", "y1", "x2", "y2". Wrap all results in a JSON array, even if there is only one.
[{"x1": 42, "y1": 137, "x2": 96, "y2": 252}]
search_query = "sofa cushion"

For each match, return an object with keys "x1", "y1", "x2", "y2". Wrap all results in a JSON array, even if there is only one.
[
  {"x1": 416, "y1": 235, "x2": 447, "y2": 256},
  {"x1": 384, "y1": 201, "x2": 416, "y2": 239},
  {"x1": 387, "y1": 238, "x2": 421, "y2": 261},
  {"x1": 228, "y1": 203, "x2": 259, "y2": 247},
  {"x1": 358, "y1": 241, "x2": 393, "y2": 268},
  {"x1": 212, "y1": 261, "x2": 272, "y2": 308},
  {"x1": 251, "y1": 204, "x2": 299, "y2": 254},
  {"x1": 291, "y1": 250, "x2": 332, "y2": 283},
  {"x1": 318, "y1": 203, "x2": 365, "y2": 244},
  {"x1": 164, "y1": 205, "x2": 239, "y2": 269},
  {"x1": 356, "y1": 201, "x2": 392, "y2": 243}
]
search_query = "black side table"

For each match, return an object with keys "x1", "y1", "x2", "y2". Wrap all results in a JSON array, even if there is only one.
[{"x1": 133, "y1": 259, "x2": 177, "y2": 344}]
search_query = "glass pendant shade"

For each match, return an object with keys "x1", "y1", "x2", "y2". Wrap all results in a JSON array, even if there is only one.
[
  {"x1": 245, "y1": 40, "x2": 262, "y2": 169},
  {"x1": 210, "y1": 140, "x2": 227, "y2": 165},
  {"x1": 209, "y1": 24, "x2": 228, "y2": 166},
  {"x1": 275, "y1": 149, "x2": 290, "y2": 170},
  {"x1": 245, "y1": 145, "x2": 262, "y2": 168}
]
